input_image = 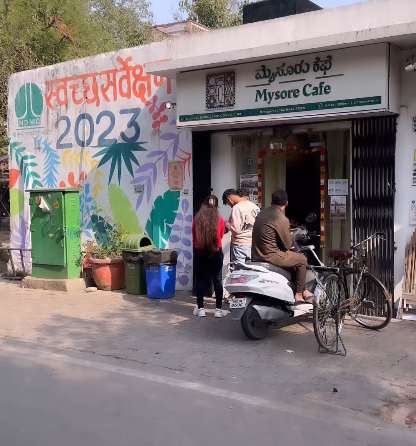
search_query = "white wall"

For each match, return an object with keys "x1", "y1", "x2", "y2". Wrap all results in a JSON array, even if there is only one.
[
  {"x1": 394, "y1": 49, "x2": 416, "y2": 300},
  {"x1": 7, "y1": 42, "x2": 194, "y2": 289},
  {"x1": 211, "y1": 134, "x2": 237, "y2": 270}
]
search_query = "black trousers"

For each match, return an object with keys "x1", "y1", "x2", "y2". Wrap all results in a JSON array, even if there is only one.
[{"x1": 194, "y1": 248, "x2": 224, "y2": 309}]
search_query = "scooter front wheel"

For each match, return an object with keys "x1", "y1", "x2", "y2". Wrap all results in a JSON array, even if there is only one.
[{"x1": 241, "y1": 300, "x2": 270, "y2": 340}]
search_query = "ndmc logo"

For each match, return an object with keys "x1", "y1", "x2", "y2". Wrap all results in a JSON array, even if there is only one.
[{"x1": 15, "y1": 83, "x2": 43, "y2": 128}]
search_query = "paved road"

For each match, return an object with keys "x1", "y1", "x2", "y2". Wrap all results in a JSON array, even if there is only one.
[
  {"x1": 0, "y1": 339, "x2": 414, "y2": 446},
  {"x1": 1, "y1": 280, "x2": 416, "y2": 419}
]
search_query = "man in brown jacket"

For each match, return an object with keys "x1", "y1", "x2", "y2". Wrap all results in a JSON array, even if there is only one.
[{"x1": 251, "y1": 190, "x2": 313, "y2": 304}]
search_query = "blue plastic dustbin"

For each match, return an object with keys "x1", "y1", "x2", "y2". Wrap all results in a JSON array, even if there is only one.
[{"x1": 145, "y1": 264, "x2": 176, "y2": 299}]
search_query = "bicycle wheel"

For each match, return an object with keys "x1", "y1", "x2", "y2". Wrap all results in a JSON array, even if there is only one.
[
  {"x1": 345, "y1": 272, "x2": 392, "y2": 330},
  {"x1": 313, "y1": 274, "x2": 343, "y2": 350}
]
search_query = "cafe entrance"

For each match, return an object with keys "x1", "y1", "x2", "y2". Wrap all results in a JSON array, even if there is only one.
[{"x1": 233, "y1": 122, "x2": 352, "y2": 263}]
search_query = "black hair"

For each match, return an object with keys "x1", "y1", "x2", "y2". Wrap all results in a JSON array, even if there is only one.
[
  {"x1": 222, "y1": 188, "x2": 239, "y2": 205},
  {"x1": 271, "y1": 189, "x2": 288, "y2": 206},
  {"x1": 237, "y1": 188, "x2": 250, "y2": 198}
]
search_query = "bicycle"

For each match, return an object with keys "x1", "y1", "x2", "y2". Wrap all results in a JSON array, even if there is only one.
[{"x1": 311, "y1": 232, "x2": 392, "y2": 354}]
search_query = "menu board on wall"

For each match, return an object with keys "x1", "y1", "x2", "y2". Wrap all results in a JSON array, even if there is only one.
[
  {"x1": 240, "y1": 174, "x2": 259, "y2": 204},
  {"x1": 168, "y1": 162, "x2": 184, "y2": 191},
  {"x1": 328, "y1": 179, "x2": 348, "y2": 196}
]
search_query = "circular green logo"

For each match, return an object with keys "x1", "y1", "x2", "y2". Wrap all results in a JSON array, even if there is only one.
[{"x1": 15, "y1": 83, "x2": 43, "y2": 128}]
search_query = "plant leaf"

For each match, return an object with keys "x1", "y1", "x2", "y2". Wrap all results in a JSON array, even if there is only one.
[
  {"x1": 121, "y1": 150, "x2": 134, "y2": 178},
  {"x1": 117, "y1": 152, "x2": 122, "y2": 185},
  {"x1": 10, "y1": 189, "x2": 24, "y2": 217},
  {"x1": 135, "y1": 163, "x2": 154, "y2": 175},
  {"x1": 108, "y1": 153, "x2": 118, "y2": 185},
  {"x1": 177, "y1": 275, "x2": 190, "y2": 286},
  {"x1": 146, "y1": 177, "x2": 152, "y2": 203},
  {"x1": 145, "y1": 190, "x2": 180, "y2": 249},
  {"x1": 136, "y1": 193, "x2": 144, "y2": 210},
  {"x1": 131, "y1": 175, "x2": 150, "y2": 185},
  {"x1": 181, "y1": 199, "x2": 189, "y2": 213},
  {"x1": 152, "y1": 164, "x2": 157, "y2": 186},
  {"x1": 182, "y1": 250, "x2": 192, "y2": 260},
  {"x1": 108, "y1": 184, "x2": 143, "y2": 235},
  {"x1": 96, "y1": 142, "x2": 147, "y2": 185},
  {"x1": 163, "y1": 153, "x2": 168, "y2": 175},
  {"x1": 147, "y1": 151, "x2": 165, "y2": 158},
  {"x1": 160, "y1": 133, "x2": 178, "y2": 141},
  {"x1": 182, "y1": 238, "x2": 191, "y2": 247}
]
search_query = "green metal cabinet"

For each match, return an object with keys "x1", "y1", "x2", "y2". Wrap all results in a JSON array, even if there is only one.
[{"x1": 28, "y1": 188, "x2": 81, "y2": 279}]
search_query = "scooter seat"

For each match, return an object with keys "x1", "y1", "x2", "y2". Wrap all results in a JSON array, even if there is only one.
[{"x1": 246, "y1": 262, "x2": 292, "y2": 281}]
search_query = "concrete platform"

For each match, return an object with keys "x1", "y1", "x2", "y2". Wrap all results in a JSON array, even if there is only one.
[{"x1": 22, "y1": 277, "x2": 86, "y2": 293}]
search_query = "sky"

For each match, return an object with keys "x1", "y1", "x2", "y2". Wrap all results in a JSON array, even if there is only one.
[{"x1": 150, "y1": 0, "x2": 371, "y2": 26}]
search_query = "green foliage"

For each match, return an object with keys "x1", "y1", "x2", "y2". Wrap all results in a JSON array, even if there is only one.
[
  {"x1": 0, "y1": 0, "x2": 153, "y2": 147},
  {"x1": 145, "y1": 190, "x2": 180, "y2": 248},
  {"x1": 108, "y1": 184, "x2": 143, "y2": 235},
  {"x1": 90, "y1": 0, "x2": 153, "y2": 49},
  {"x1": 89, "y1": 206, "x2": 134, "y2": 259},
  {"x1": 175, "y1": 0, "x2": 247, "y2": 29}
]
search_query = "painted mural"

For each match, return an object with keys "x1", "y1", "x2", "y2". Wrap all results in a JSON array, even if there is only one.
[{"x1": 7, "y1": 45, "x2": 193, "y2": 289}]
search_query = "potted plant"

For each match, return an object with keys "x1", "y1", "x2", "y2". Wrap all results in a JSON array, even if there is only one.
[{"x1": 88, "y1": 209, "x2": 130, "y2": 291}]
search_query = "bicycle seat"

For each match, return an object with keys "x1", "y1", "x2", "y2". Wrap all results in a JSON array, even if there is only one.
[{"x1": 327, "y1": 249, "x2": 353, "y2": 260}]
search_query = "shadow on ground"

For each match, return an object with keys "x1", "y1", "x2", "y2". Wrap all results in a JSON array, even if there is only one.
[{"x1": 1, "y1": 279, "x2": 416, "y2": 423}]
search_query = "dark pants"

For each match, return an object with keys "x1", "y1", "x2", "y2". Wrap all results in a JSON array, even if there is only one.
[
  {"x1": 273, "y1": 251, "x2": 307, "y2": 294},
  {"x1": 194, "y1": 248, "x2": 224, "y2": 309}
]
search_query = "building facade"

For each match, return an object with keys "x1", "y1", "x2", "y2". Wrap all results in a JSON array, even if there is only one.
[
  {"x1": 7, "y1": 0, "x2": 416, "y2": 303},
  {"x1": 145, "y1": 0, "x2": 416, "y2": 303}
]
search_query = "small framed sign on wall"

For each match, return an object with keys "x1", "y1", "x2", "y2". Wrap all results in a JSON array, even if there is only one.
[{"x1": 168, "y1": 162, "x2": 184, "y2": 191}]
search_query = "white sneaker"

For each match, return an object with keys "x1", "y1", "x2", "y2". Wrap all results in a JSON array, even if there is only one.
[
  {"x1": 214, "y1": 309, "x2": 227, "y2": 318},
  {"x1": 193, "y1": 308, "x2": 206, "y2": 317}
]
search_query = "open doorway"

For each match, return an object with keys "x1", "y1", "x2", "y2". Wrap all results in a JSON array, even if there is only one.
[{"x1": 234, "y1": 124, "x2": 351, "y2": 263}]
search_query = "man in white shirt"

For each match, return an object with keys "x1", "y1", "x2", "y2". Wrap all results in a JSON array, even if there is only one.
[{"x1": 222, "y1": 188, "x2": 260, "y2": 263}]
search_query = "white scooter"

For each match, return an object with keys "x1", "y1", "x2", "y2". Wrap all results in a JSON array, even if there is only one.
[{"x1": 224, "y1": 213, "x2": 325, "y2": 340}]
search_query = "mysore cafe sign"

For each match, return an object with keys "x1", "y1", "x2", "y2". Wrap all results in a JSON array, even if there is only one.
[
  {"x1": 254, "y1": 55, "x2": 334, "y2": 103},
  {"x1": 177, "y1": 43, "x2": 397, "y2": 125}
]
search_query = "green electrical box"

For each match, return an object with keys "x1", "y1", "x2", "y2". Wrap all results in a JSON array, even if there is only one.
[{"x1": 27, "y1": 188, "x2": 82, "y2": 280}]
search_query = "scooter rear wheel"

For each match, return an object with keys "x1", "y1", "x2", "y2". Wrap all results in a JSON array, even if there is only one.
[{"x1": 241, "y1": 300, "x2": 270, "y2": 340}]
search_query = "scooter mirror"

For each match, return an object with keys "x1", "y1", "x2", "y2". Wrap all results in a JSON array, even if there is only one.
[{"x1": 306, "y1": 213, "x2": 317, "y2": 223}]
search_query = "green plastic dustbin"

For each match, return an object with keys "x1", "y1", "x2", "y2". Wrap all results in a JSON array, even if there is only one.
[{"x1": 122, "y1": 235, "x2": 154, "y2": 295}]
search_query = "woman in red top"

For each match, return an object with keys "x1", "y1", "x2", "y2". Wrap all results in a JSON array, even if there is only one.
[{"x1": 192, "y1": 195, "x2": 226, "y2": 318}]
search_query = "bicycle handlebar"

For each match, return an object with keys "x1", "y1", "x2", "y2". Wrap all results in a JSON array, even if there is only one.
[{"x1": 352, "y1": 232, "x2": 386, "y2": 250}]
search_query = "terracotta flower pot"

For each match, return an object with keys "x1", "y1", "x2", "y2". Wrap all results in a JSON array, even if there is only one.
[{"x1": 91, "y1": 258, "x2": 125, "y2": 291}]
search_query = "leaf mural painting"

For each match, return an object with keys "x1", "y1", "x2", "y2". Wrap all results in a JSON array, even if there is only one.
[
  {"x1": 42, "y1": 140, "x2": 60, "y2": 188},
  {"x1": 9, "y1": 141, "x2": 43, "y2": 189},
  {"x1": 145, "y1": 190, "x2": 180, "y2": 248},
  {"x1": 108, "y1": 185, "x2": 143, "y2": 235},
  {"x1": 10, "y1": 189, "x2": 25, "y2": 217},
  {"x1": 169, "y1": 198, "x2": 193, "y2": 287},
  {"x1": 93, "y1": 142, "x2": 147, "y2": 185}
]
